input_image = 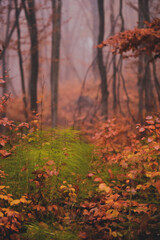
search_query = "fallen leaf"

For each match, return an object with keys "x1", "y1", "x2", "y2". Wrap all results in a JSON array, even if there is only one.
[
  {"x1": 46, "y1": 160, "x2": 55, "y2": 166},
  {"x1": 10, "y1": 199, "x2": 21, "y2": 206},
  {"x1": 148, "y1": 137, "x2": 153, "y2": 143},
  {"x1": 83, "y1": 209, "x2": 89, "y2": 215},
  {"x1": 108, "y1": 169, "x2": 114, "y2": 179},
  {"x1": 146, "y1": 120, "x2": 154, "y2": 125},
  {"x1": 0, "y1": 150, "x2": 11, "y2": 158},
  {"x1": 139, "y1": 127, "x2": 145, "y2": 133},
  {"x1": 78, "y1": 231, "x2": 87, "y2": 239},
  {"x1": 87, "y1": 173, "x2": 94, "y2": 178},
  {"x1": 146, "y1": 116, "x2": 153, "y2": 120},
  {"x1": 94, "y1": 177, "x2": 103, "y2": 183},
  {"x1": 99, "y1": 183, "x2": 112, "y2": 193},
  {"x1": 155, "y1": 180, "x2": 160, "y2": 193}
]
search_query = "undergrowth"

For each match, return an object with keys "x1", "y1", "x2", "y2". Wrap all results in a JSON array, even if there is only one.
[
  {"x1": 0, "y1": 100, "x2": 160, "y2": 239},
  {"x1": 2, "y1": 129, "x2": 94, "y2": 197}
]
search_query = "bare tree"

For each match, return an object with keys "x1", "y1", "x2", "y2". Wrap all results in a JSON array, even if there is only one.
[
  {"x1": 14, "y1": 0, "x2": 28, "y2": 121},
  {"x1": 0, "y1": 1, "x2": 24, "y2": 61},
  {"x1": 1, "y1": 0, "x2": 12, "y2": 95},
  {"x1": 97, "y1": 0, "x2": 108, "y2": 120},
  {"x1": 89, "y1": 0, "x2": 99, "y2": 81},
  {"x1": 0, "y1": 0, "x2": 12, "y2": 132},
  {"x1": 110, "y1": 0, "x2": 117, "y2": 113},
  {"x1": 23, "y1": 0, "x2": 39, "y2": 113},
  {"x1": 50, "y1": 0, "x2": 61, "y2": 127},
  {"x1": 138, "y1": 0, "x2": 155, "y2": 120}
]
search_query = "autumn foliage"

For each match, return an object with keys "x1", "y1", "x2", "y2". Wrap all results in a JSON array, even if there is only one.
[
  {"x1": 98, "y1": 18, "x2": 160, "y2": 59},
  {"x1": 0, "y1": 94, "x2": 160, "y2": 239}
]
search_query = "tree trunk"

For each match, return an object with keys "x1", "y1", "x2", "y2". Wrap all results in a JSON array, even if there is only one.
[
  {"x1": 138, "y1": 0, "x2": 155, "y2": 120},
  {"x1": 50, "y1": 0, "x2": 61, "y2": 127},
  {"x1": 152, "y1": 61, "x2": 160, "y2": 103},
  {"x1": 15, "y1": 0, "x2": 28, "y2": 121},
  {"x1": 89, "y1": 0, "x2": 99, "y2": 81},
  {"x1": 0, "y1": 0, "x2": 11, "y2": 132},
  {"x1": 97, "y1": 0, "x2": 108, "y2": 120},
  {"x1": 23, "y1": 0, "x2": 39, "y2": 113},
  {"x1": 110, "y1": 0, "x2": 117, "y2": 113}
]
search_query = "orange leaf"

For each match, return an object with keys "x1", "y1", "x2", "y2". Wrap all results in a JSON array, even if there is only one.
[
  {"x1": 94, "y1": 177, "x2": 103, "y2": 183},
  {"x1": 83, "y1": 209, "x2": 89, "y2": 215},
  {"x1": 52, "y1": 205, "x2": 58, "y2": 211},
  {"x1": 99, "y1": 183, "x2": 112, "y2": 193},
  {"x1": 46, "y1": 160, "x2": 55, "y2": 166},
  {"x1": 0, "y1": 138, "x2": 7, "y2": 147},
  {"x1": 155, "y1": 180, "x2": 160, "y2": 193},
  {"x1": 0, "y1": 150, "x2": 11, "y2": 158},
  {"x1": 0, "y1": 212, "x2": 4, "y2": 217},
  {"x1": 21, "y1": 165, "x2": 28, "y2": 172},
  {"x1": 148, "y1": 137, "x2": 153, "y2": 143},
  {"x1": 139, "y1": 127, "x2": 145, "y2": 133},
  {"x1": 108, "y1": 169, "x2": 114, "y2": 179},
  {"x1": 0, "y1": 79, "x2": 5, "y2": 84},
  {"x1": 10, "y1": 199, "x2": 21, "y2": 206},
  {"x1": 78, "y1": 231, "x2": 87, "y2": 239},
  {"x1": 146, "y1": 120, "x2": 154, "y2": 125},
  {"x1": 48, "y1": 205, "x2": 53, "y2": 211},
  {"x1": 153, "y1": 143, "x2": 159, "y2": 150},
  {"x1": 87, "y1": 173, "x2": 94, "y2": 178},
  {"x1": 146, "y1": 116, "x2": 153, "y2": 120}
]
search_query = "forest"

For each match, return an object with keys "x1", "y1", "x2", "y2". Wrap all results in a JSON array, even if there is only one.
[{"x1": 0, "y1": 0, "x2": 160, "y2": 239}]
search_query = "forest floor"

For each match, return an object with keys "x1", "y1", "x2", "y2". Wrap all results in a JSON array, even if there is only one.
[{"x1": 0, "y1": 114, "x2": 160, "y2": 240}]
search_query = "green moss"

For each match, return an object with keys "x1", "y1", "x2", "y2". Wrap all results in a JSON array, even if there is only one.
[
  {"x1": 22, "y1": 222, "x2": 79, "y2": 240},
  {"x1": 1, "y1": 129, "x2": 94, "y2": 198}
]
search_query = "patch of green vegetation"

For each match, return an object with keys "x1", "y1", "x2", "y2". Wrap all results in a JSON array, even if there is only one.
[
  {"x1": 22, "y1": 222, "x2": 79, "y2": 240},
  {"x1": 1, "y1": 129, "x2": 94, "y2": 198}
]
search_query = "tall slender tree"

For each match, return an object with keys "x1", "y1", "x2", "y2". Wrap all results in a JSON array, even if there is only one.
[
  {"x1": 22, "y1": 0, "x2": 39, "y2": 113},
  {"x1": 89, "y1": 0, "x2": 99, "y2": 82},
  {"x1": 0, "y1": 0, "x2": 12, "y2": 132},
  {"x1": 50, "y1": 0, "x2": 61, "y2": 127},
  {"x1": 110, "y1": 0, "x2": 117, "y2": 113},
  {"x1": 97, "y1": 0, "x2": 108, "y2": 120},
  {"x1": 138, "y1": 0, "x2": 155, "y2": 120},
  {"x1": 14, "y1": 0, "x2": 28, "y2": 121}
]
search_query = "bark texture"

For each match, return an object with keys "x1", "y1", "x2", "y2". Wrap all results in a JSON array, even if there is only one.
[
  {"x1": 50, "y1": 0, "x2": 61, "y2": 127},
  {"x1": 138, "y1": 0, "x2": 155, "y2": 120},
  {"x1": 97, "y1": 0, "x2": 108, "y2": 120},
  {"x1": 23, "y1": 0, "x2": 39, "y2": 113}
]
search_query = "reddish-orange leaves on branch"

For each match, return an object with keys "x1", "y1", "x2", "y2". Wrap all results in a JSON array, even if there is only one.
[{"x1": 98, "y1": 18, "x2": 160, "y2": 59}]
